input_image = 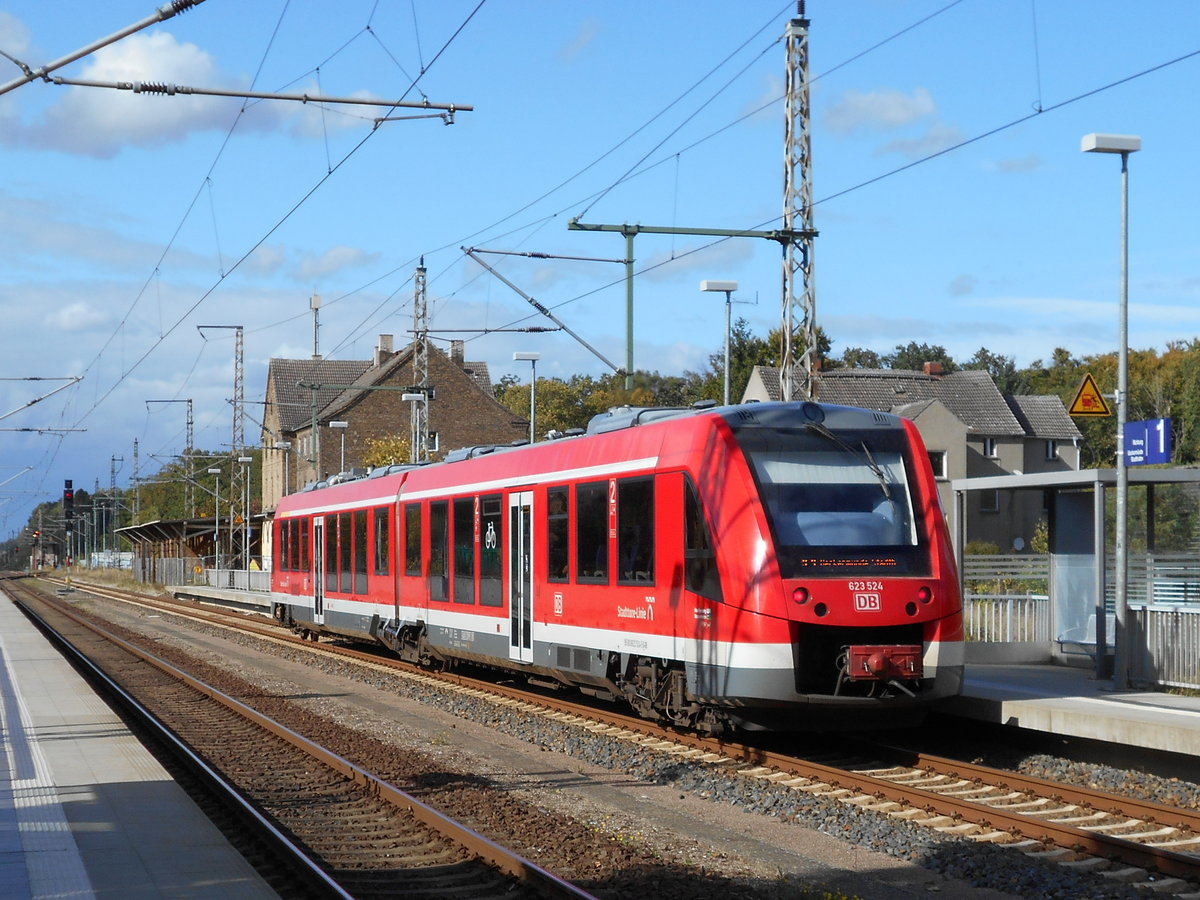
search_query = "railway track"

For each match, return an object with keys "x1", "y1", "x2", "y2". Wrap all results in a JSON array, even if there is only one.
[
  {"x1": 6, "y1": 576, "x2": 595, "y2": 900},
  {"x1": 42, "y1": 575, "x2": 1200, "y2": 896}
]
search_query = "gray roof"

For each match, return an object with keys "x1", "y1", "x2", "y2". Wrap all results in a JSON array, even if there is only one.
[
  {"x1": 815, "y1": 369, "x2": 1026, "y2": 436},
  {"x1": 266, "y1": 358, "x2": 372, "y2": 433},
  {"x1": 749, "y1": 365, "x2": 1077, "y2": 440},
  {"x1": 1006, "y1": 395, "x2": 1083, "y2": 440}
]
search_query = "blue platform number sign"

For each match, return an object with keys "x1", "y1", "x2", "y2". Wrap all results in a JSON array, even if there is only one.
[{"x1": 1124, "y1": 418, "x2": 1172, "y2": 466}]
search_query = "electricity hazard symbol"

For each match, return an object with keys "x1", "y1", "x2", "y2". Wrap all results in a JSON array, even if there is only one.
[{"x1": 1068, "y1": 373, "x2": 1112, "y2": 417}]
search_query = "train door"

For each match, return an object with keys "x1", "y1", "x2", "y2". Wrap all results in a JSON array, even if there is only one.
[
  {"x1": 312, "y1": 516, "x2": 325, "y2": 624},
  {"x1": 508, "y1": 491, "x2": 534, "y2": 664}
]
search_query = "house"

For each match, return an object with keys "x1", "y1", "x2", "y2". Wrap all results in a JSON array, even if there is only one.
[
  {"x1": 260, "y1": 336, "x2": 528, "y2": 512},
  {"x1": 741, "y1": 363, "x2": 1082, "y2": 551}
]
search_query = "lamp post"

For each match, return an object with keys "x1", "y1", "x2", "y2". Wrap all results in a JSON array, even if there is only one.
[
  {"x1": 401, "y1": 393, "x2": 425, "y2": 462},
  {"x1": 700, "y1": 280, "x2": 738, "y2": 405},
  {"x1": 207, "y1": 466, "x2": 222, "y2": 570},
  {"x1": 274, "y1": 441, "x2": 292, "y2": 497},
  {"x1": 329, "y1": 420, "x2": 348, "y2": 473},
  {"x1": 1082, "y1": 131, "x2": 1141, "y2": 690},
  {"x1": 238, "y1": 456, "x2": 253, "y2": 572},
  {"x1": 513, "y1": 352, "x2": 541, "y2": 443}
]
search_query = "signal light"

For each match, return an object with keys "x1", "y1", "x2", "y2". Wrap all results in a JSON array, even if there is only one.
[
  {"x1": 792, "y1": 586, "x2": 810, "y2": 605},
  {"x1": 916, "y1": 586, "x2": 933, "y2": 604}
]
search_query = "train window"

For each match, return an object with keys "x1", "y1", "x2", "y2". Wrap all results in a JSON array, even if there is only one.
[
  {"x1": 324, "y1": 514, "x2": 338, "y2": 593},
  {"x1": 339, "y1": 512, "x2": 353, "y2": 593},
  {"x1": 684, "y1": 476, "x2": 721, "y2": 602},
  {"x1": 575, "y1": 481, "x2": 608, "y2": 583},
  {"x1": 278, "y1": 520, "x2": 289, "y2": 572},
  {"x1": 547, "y1": 487, "x2": 569, "y2": 583},
  {"x1": 285, "y1": 520, "x2": 296, "y2": 571},
  {"x1": 453, "y1": 497, "x2": 476, "y2": 604},
  {"x1": 404, "y1": 504, "x2": 421, "y2": 576},
  {"x1": 617, "y1": 478, "x2": 655, "y2": 584},
  {"x1": 299, "y1": 516, "x2": 309, "y2": 572},
  {"x1": 429, "y1": 501, "x2": 449, "y2": 601},
  {"x1": 479, "y1": 494, "x2": 503, "y2": 607},
  {"x1": 374, "y1": 507, "x2": 390, "y2": 576},
  {"x1": 353, "y1": 510, "x2": 368, "y2": 594},
  {"x1": 738, "y1": 426, "x2": 929, "y2": 576}
]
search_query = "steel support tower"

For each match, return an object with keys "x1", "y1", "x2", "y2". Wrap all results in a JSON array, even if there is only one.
[
  {"x1": 411, "y1": 261, "x2": 429, "y2": 462},
  {"x1": 781, "y1": 3, "x2": 816, "y2": 401}
]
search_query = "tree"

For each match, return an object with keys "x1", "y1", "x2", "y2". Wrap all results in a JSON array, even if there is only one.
[
  {"x1": 363, "y1": 435, "x2": 412, "y2": 467},
  {"x1": 839, "y1": 346, "x2": 884, "y2": 369},
  {"x1": 884, "y1": 341, "x2": 958, "y2": 372},
  {"x1": 962, "y1": 347, "x2": 1028, "y2": 395}
]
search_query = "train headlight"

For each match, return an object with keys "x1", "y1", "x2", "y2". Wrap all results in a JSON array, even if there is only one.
[
  {"x1": 792, "y1": 586, "x2": 810, "y2": 605},
  {"x1": 916, "y1": 585, "x2": 933, "y2": 604}
]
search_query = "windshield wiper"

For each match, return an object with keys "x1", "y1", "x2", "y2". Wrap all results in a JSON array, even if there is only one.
[{"x1": 804, "y1": 422, "x2": 893, "y2": 502}]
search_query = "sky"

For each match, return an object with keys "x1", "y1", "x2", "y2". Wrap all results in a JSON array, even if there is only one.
[{"x1": 0, "y1": 0, "x2": 1197, "y2": 535}]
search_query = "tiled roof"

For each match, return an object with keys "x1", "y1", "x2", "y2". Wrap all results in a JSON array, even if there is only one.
[
  {"x1": 749, "y1": 365, "x2": 1075, "y2": 439},
  {"x1": 266, "y1": 358, "x2": 372, "y2": 433},
  {"x1": 815, "y1": 369, "x2": 1026, "y2": 435},
  {"x1": 1007, "y1": 395, "x2": 1082, "y2": 440}
]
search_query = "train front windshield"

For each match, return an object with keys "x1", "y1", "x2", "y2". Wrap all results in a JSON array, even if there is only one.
[{"x1": 737, "y1": 425, "x2": 932, "y2": 576}]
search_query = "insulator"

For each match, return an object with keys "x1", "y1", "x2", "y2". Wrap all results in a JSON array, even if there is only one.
[{"x1": 132, "y1": 81, "x2": 178, "y2": 95}]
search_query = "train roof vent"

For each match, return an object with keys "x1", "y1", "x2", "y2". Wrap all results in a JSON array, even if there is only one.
[
  {"x1": 367, "y1": 463, "x2": 422, "y2": 478},
  {"x1": 443, "y1": 445, "x2": 498, "y2": 463},
  {"x1": 873, "y1": 412, "x2": 892, "y2": 425},
  {"x1": 586, "y1": 405, "x2": 697, "y2": 435}
]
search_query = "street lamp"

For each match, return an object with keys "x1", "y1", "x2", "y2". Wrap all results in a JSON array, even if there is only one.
[
  {"x1": 513, "y1": 352, "x2": 541, "y2": 443},
  {"x1": 274, "y1": 441, "x2": 292, "y2": 497},
  {"x1": 328, "y1": 421, "x2": 348, "y2": 473},
  {"x1": 1082, "y1": 131, "x2": 1141, "y2": 690},
  {"x1": 700, "y1": 280, "x2": 738, "y2": 405},
  {"x1": 238, "y1": 456, "x2": 253, "y2": 572},
  {"x1": 207, "y1": 467, "x2": 222, "y2": 570}
]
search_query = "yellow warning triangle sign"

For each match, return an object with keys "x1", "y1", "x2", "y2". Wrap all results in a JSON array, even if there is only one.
[{"x1": 1069, "y1": 373, "x2": 1112, "y2": 417}]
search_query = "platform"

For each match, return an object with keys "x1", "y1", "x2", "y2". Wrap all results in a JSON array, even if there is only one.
[
  {"x1": 950, "y1": 662, "x2": 1200, "y2": 759},
  {"x1": 0, "y1": 589, "x2": 278, "y2": 899}
]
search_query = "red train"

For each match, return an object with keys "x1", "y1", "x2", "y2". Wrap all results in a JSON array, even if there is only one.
[{"x1": 271, "y1": 401, "x2": 964, "y2": 732}]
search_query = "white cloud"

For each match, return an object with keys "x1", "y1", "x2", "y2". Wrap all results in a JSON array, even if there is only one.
[
  {"x1": 45, "y1": 301, "x2": 109, "y2": 332},
  {"x1": 558, "y1": 18, "x2": 600, "y2": 63},
  {"x1": 0, "y1": 13, "x2": 32, "y2": 58},
  {"x1": 877, "y1": 121, "x2": 964, "y2": 160},
  {"x1": 824, "y1": 87, "x2": 936, "y2": 135},
  {"x1": 949, "y1": 274, "x2": 977, "y2": 297},
  {"x1": 990, "y1": 154, "x2": 1043, "y2": 174},
  {"x1": 297, "y1": 245, "x2": 379, "y2": 280},
  {"x1": 6, "y1": 32, "x2": 240, "y2": 158}
]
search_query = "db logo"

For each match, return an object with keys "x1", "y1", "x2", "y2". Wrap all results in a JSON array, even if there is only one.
[{"x1": 854, "y1": 592, "x2": 882, "y2": 611}]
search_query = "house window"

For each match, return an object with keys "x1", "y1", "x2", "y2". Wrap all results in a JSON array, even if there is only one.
[
  {"x1": 982, "y1": 438, "x2": 998, "y2": 458},
  {"x1": 1045, "y1": 439, "x2": 1058, "y2": 460},
  {"x1": 980, "y1": 489, "x2": 999, "y2": 513},
  {"x1": 927, "y1": 450, "x2": 947, "y2": 479}
]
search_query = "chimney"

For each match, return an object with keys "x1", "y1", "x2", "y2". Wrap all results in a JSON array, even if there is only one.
[
  {"x1": 923, "y1": 361, "x2": 944, "y2": 377},
  {"x1": 450, "y1": 339, "x2": 465, "y2": 367},
  {"x1": 375, "y1": 334, "x2": 394, "y2": 367}
]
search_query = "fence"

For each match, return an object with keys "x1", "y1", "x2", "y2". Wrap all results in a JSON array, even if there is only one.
[
  {"x1": 963, "y1": 593, "x2": 1051, "y2": 643},
  {"x1": 1130, "y1": 605, "x2": 1200, "y2": 690}
]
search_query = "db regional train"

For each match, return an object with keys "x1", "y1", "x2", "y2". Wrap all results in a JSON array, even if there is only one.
[{"x1": 271, "y1": 401, "x2": 964, "y2": 732}]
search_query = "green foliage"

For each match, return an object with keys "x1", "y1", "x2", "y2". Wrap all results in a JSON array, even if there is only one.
[
  {"x1": 363, "y1": 435, "x2": 412, "y2": 467},
  {"x1": 883, "y1": 341, "x2": 958, "y2": 372}
]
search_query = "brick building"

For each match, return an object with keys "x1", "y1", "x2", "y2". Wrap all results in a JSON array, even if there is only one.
[{"x1": 260, "y1": 336, "x2": 527, "y2": 512}]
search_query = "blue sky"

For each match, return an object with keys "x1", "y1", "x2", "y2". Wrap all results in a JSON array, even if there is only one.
[{"x1": 0, "y1": 0, "x2": 1197, "y2": 534}]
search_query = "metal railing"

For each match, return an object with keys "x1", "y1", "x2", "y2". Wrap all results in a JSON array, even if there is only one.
[
  {"x1": 1130, "y1": 605, "x2": 1200, "y2": 690},
  {"x1": 963, "y1": 593, "x2": 1051, "y2": 643},
  {"x1": 206, "y1": 567, "x2": 272, "y2": 592}
]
